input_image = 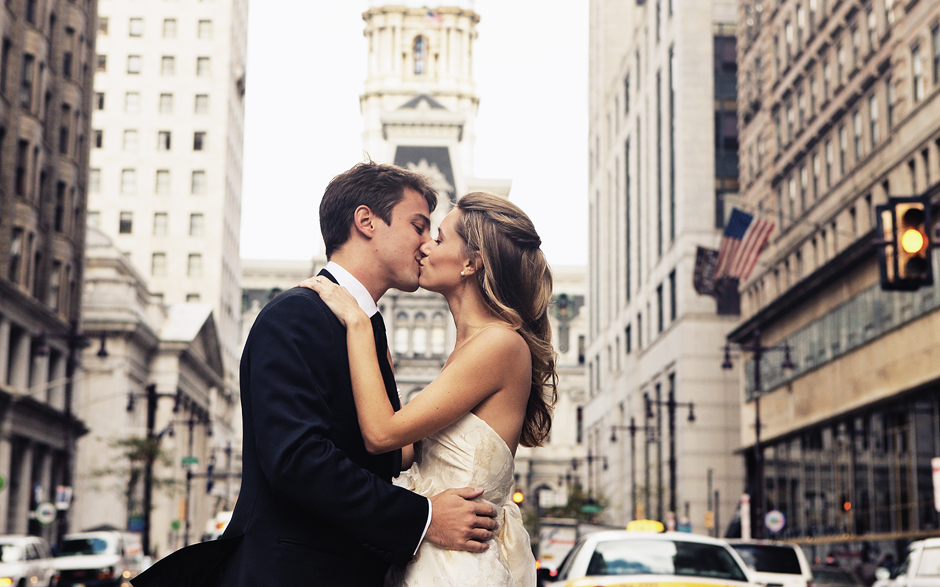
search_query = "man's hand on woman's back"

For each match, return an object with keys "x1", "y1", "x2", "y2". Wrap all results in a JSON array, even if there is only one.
[{"x1": 426, "y1": 487, "x2": 499, "y2": 553}]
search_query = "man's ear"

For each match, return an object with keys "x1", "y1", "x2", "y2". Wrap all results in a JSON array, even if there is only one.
[{"x1": 352, "y1": 205, "x2": 375, "y2": 239}]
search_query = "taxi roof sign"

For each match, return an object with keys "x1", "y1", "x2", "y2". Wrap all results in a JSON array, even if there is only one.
[{"x1": 626, "y1": 519, "x2": 665, "y2": 533}]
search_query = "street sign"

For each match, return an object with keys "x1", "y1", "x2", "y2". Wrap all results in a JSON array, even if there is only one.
[
  {"x1": 581, "y1": 504, "x2": 602, "y2": 514},
  {"x1": 740, "y1": 494, "x2": 751, "y2": 541},
  {"x1": 55, "y1": 486, "x2": 72, "y2": 510},
  {"x1": 35, "y1": 502, "x2": 57, "y2": 525},
  {"x1": 704, "y1": 510, "x2": 715, "y2": 529},
  {"x1": 181, "y1": 456, "x2": 199, "y2": 466},
  {"x1": 932, "y1": 457, "x2": 940, "y2": 512},
  {"x1": 765, "y1": 509, "x2": 786, "y2": 534}
]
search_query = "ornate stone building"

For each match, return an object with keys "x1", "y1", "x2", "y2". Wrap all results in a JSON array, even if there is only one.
[
  {"x1": 732, "y1": 0, "x2": 940, "y2": 555},
  {"x1": 587, "y1": 0, "x2": 745, "y2": 533},
  {"x1": 0, "y1": 0, "x2": 99, "y2": 541}
]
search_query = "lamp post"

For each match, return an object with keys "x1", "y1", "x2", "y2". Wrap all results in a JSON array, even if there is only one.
[
  {"x1": 644, "y1": 389, "x2": 695, "y2": 524},
  {"x1": 126, "y1": 384, "x2": 181, "y2": 557},
  {"x1": 721, "y1": 329, "x2": 794, "y2": 539},
  {"x1": 35, "y1": 321, "x2": 108, "y2": 540},
  {"x1": 611, "y1": 418, "x2": 656, "y2": 520}
]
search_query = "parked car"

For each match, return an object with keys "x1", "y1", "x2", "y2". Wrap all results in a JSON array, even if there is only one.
[
  {"x1": 728, "y1": 540, "x2": 814, "y2": 587},
  {"x1": 875, "y1": 538, "x2": 940, "y2": 587},
  {"x1": 545, "y1": 529, "x2": 754, "y2": 587},
  {"x1": 0, "y1": 535, "x2": 56, "y2": 587},
  {"x1": 811, "y1": 565, "x2": 865, "y2": 587},
  {"x1": 53, "y1": 530, "x2": 145, "y2": 587}
]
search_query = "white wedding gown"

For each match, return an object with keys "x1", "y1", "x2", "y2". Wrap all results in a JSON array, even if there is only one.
[{"x1": 386, "y1": 412, "x2": 536, "y2": 587}]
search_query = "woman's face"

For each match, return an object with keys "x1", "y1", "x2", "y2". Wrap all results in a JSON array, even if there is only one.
[{"x1": 418, "y1": 209, "x2": 472, "y2": 293}]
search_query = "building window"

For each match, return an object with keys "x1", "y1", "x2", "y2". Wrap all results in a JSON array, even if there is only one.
[
  {"x1": 121, "y1": 169, "x2": 137, "y2": 194},
  {"x1": 887, "y1": 77, "x2": 896, "y2": 128},
  {"x1": 8, "y1": 228, "x2": 23, "y2": 282},
  {"x1": 933, "y1": 25, "x2": 940, "y2": 84},
  {"x1": 811, "y1": 152, "x2": 820, "y2": 200},
  {"x1": 191, "y1": 170, "x2": 206, "y2": 194},
  {"x1": 129, "y1": 17, "x2": 143, "y2": 37},
  {"x1": 912, "y1": 45, "x2": 924, "y2": 103},
  {"x1": 851, "y1": 25, "x2": 860, "y2": 69},
  {"x1": 161, "y1": 55, "x2": 175, "y2": 76},
  {"x1": 96, "y1": 54, "x2": 107, "y2": 72},
  {"x1": 157, "y1": 131, "x2": 171, "y2": 151},
  {"x1": 153, "y1": 212, "x2": 168, "y2": 236},
  {"x1": 98, "y1": 17, "x2": 109, "y2": 36},
  {"x1": 95, "y1": 92, "x2": 105, "y2": 110},
  {"x1": 868, "y1": 7, "x2": 877, "y2": 52},
  {"x1": 187, "y1": 254, "x2": 202, "y2": 277},
  {"x1": 125, "y1": 91, "x2": 140, "y2": 113},
  {"x1": 93, "y1": 129, "x2": 102, "y2": 148},
  {"x1": 869, "y1": 94, "x2": 879, "y2": 147},
  {"x1": 89, "y1": 168, "x2": 101, "y2": 193},
  {"x1": 119, "y1": 211, "x2": 133, "y2": 234},
  {"x1": 87, "y1": 211, "x2": 100, "y2": 228},
  {"x1": 196, "y1": 57, "x2": 210, "y2": 77},
  {"x1": 159, "y1": 93, "x2": 173, "y2": 113},
  {"x1": 151, "y1": 253, "x2": 167, "y2": 277},
  {"x1": 838, "y1": 124, "x2": 847, "y2": 175},
  {"x1": 413, "y1": 36, "x2": 427, "y2": 75},
  {"x1": 155, "y1": 170, "x2": 170, "y2": 195},
  {"x1": 186, "y1": 293, "x2": 201, "y2": 302},
  {"x1": 825, "y1": 139, "x2": 833, "y2": 187},
  {"x1": 189, "y1": 213, "x2": 205, "y2": 236},
  {"x1": 194, "y1": 94, "x2": 209, "y2": 114},
  {"x1": 197, "y1": 20, "x2": 212, "y2": 40},
  {"x1": 163, "y1": 19, "x2": 176, "y2": 38},
  {"x1": 853, "y1": 109, "x2": 863, "y2": 161},
  {"x1": 822, "y1": 58, "x2": 831, "y2": 99},
  {"x1": 668, "y1": 269, "x2": 677, "y2": 321},
  {"x1": 193, "y1": 131, "x2": 206, "y2": 151},
  {"x1": 20, "y1": 53, "x2": 33, "y2": 109},
  {"x1": 123, "y1": 129, "x2": 139, "y2": 152},
  {"x1": 127, "y1": 55, "x2": 141, "y2": 74}
]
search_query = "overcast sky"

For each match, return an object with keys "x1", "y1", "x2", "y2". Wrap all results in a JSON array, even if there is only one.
[{"x1": 239, "y1": 1, "x2": 589, "y2": 267}]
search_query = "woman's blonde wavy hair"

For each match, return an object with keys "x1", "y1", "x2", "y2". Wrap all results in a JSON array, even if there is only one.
[{"x1": 454, "y1": 192, "x2": 558, "y2": 447}]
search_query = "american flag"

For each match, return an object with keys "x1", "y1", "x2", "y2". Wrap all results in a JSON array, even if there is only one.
[
  {"x1": 714, "y1": 208, "x2": 775, "y2": 281},
  {"x1": 427, "y1": 10, "x2": 443, "y2": 23}
]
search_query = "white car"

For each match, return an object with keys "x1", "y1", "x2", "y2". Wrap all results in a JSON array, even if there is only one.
[
  {"x1": 53, "y1": 530, "x2": 145, "y2": 587},
  {"x1": 545, "y1": 529, "x2": 755, "y2": 587},
  {"x1": 878, "y1": 538, "x2": 940, "y2": 587},
  {"x1": 0, "y1": 534, "x2": 56, "y2": 587},
  {"x1": 727, "y1": 540, "x2": 813, "y2": 587}
]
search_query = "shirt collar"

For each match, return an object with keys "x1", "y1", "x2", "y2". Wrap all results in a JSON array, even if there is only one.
[{"x1": 324, "y1": 261, "x2": 378, "y2": 317}]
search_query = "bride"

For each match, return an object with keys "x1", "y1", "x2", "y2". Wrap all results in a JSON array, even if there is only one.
[{"x1": 307, "y1": 191, "x2": 557, "y2": 587}]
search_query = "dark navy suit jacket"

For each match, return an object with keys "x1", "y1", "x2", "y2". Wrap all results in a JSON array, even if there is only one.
[{"x1": 132, "y1": 272, "x2": 429, "y2": 586}]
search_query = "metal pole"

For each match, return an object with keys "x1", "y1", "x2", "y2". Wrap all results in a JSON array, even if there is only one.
[
  {"x1": 644, "y1": 393, "x2": 651, "y2": 518},
  {"x1": 630, "y1": 418, "x2": 637, "y2": 520},
  {"x1": 656, "y1": 386, "x2": 664, "y2": 523},
  {"x1": 142, "y1": 384, "x2": 157, "y2": 557},
  {"x1": 752, "y1": 329, "x2": 764, "y2": 540},
  {"x1": 184, "y1": 417, "x2": 195, "y2": 545},
  {"x1": 668, "y1": 390, "x2": 677, "y2": 516},
  {"x1": 56, "y1": 321, "x2": 79, "y2": 540}
]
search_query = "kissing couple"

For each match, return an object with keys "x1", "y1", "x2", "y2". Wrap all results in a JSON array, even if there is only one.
[{"x1": 133, "y1": 161, "x2": 557, "y2": 587}]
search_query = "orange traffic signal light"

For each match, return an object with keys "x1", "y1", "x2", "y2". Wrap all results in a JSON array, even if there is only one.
[{"x1": 877, "y1": 196, "x2": 934, "y2": 290}]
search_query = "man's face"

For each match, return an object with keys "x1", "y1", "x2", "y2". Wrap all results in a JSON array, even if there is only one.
[{"x1": 372, "y1": 187, "x2": 432, "y2": 293}]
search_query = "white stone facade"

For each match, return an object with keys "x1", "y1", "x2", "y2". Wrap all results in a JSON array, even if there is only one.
[
  {"x1": 587, "y1": 0, "x2": 745, "y2": 533},
  {"x1": 87, "y1": 0, "x2": 248, "y2": 396}
]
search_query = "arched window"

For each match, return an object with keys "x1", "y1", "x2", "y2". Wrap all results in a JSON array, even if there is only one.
[
  {"x1": 394, "y1": 312, "x2": 410, "y2": 354},
  {"x1": 413, "y1": 312, "x2": 428, "y2": 355},
  {"x1": 413, "y1": 36, "x2": 427, "y2": 76}
]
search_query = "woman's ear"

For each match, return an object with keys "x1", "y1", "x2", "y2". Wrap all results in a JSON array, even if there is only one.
[
  {"x1": 353, "y1": 205, "x2": 375, "y2": 239},
  {"x1": 463, "y1": 252, "x2": 483, "y2": 276}
]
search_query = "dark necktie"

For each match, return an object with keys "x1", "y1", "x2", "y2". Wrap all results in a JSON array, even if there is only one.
[{"x1": 370, "y1": 311, "x2": 402, "y2": 474}]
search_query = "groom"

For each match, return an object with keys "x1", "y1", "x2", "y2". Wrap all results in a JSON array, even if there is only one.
[{"x1": 132, "y1": 162, "x2": 499, "y2": 586}]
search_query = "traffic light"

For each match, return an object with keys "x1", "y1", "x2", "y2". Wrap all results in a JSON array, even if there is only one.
[
  {"x1": 512, "y1": 490, "x2": 524, "y2": 505},
  {"x1": 876, "y1": 196, "x2": 934, "y2": 290}
]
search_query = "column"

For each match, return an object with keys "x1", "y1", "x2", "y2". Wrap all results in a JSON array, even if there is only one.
[
  {"x1": 0, "y1": 316, "x2": 10, "y2": 384},
  {"x1": 8, "y1": 439, "x2": 33, "y2": 534}
]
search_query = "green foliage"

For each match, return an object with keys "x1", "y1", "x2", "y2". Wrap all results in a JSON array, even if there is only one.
[{"x1": 540, "y1": 483, "x2": 609, "y2": 523}]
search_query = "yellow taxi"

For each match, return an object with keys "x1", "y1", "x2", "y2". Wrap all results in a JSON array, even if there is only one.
[{"x1": 544, "y1": 523, "x2": 756, "y2": 587}]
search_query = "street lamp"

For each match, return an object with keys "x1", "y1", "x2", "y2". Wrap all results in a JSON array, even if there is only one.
[
  {"x1": 34, "y1": 321, "x2": 108, "y2": 540},
  {"x1": 611, "y1": 418, "x2": 656, "y2": 520},
  {"x1": 644, "y1": 389, "x2": 695, "y2": 525},
  {"x1": 721, "y1": 329, "x2": 795, "y2": 539}
]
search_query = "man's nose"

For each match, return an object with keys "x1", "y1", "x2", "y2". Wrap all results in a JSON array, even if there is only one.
[{"x1": 419, "y1": 240, "x2": 432, "y2": 256}]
